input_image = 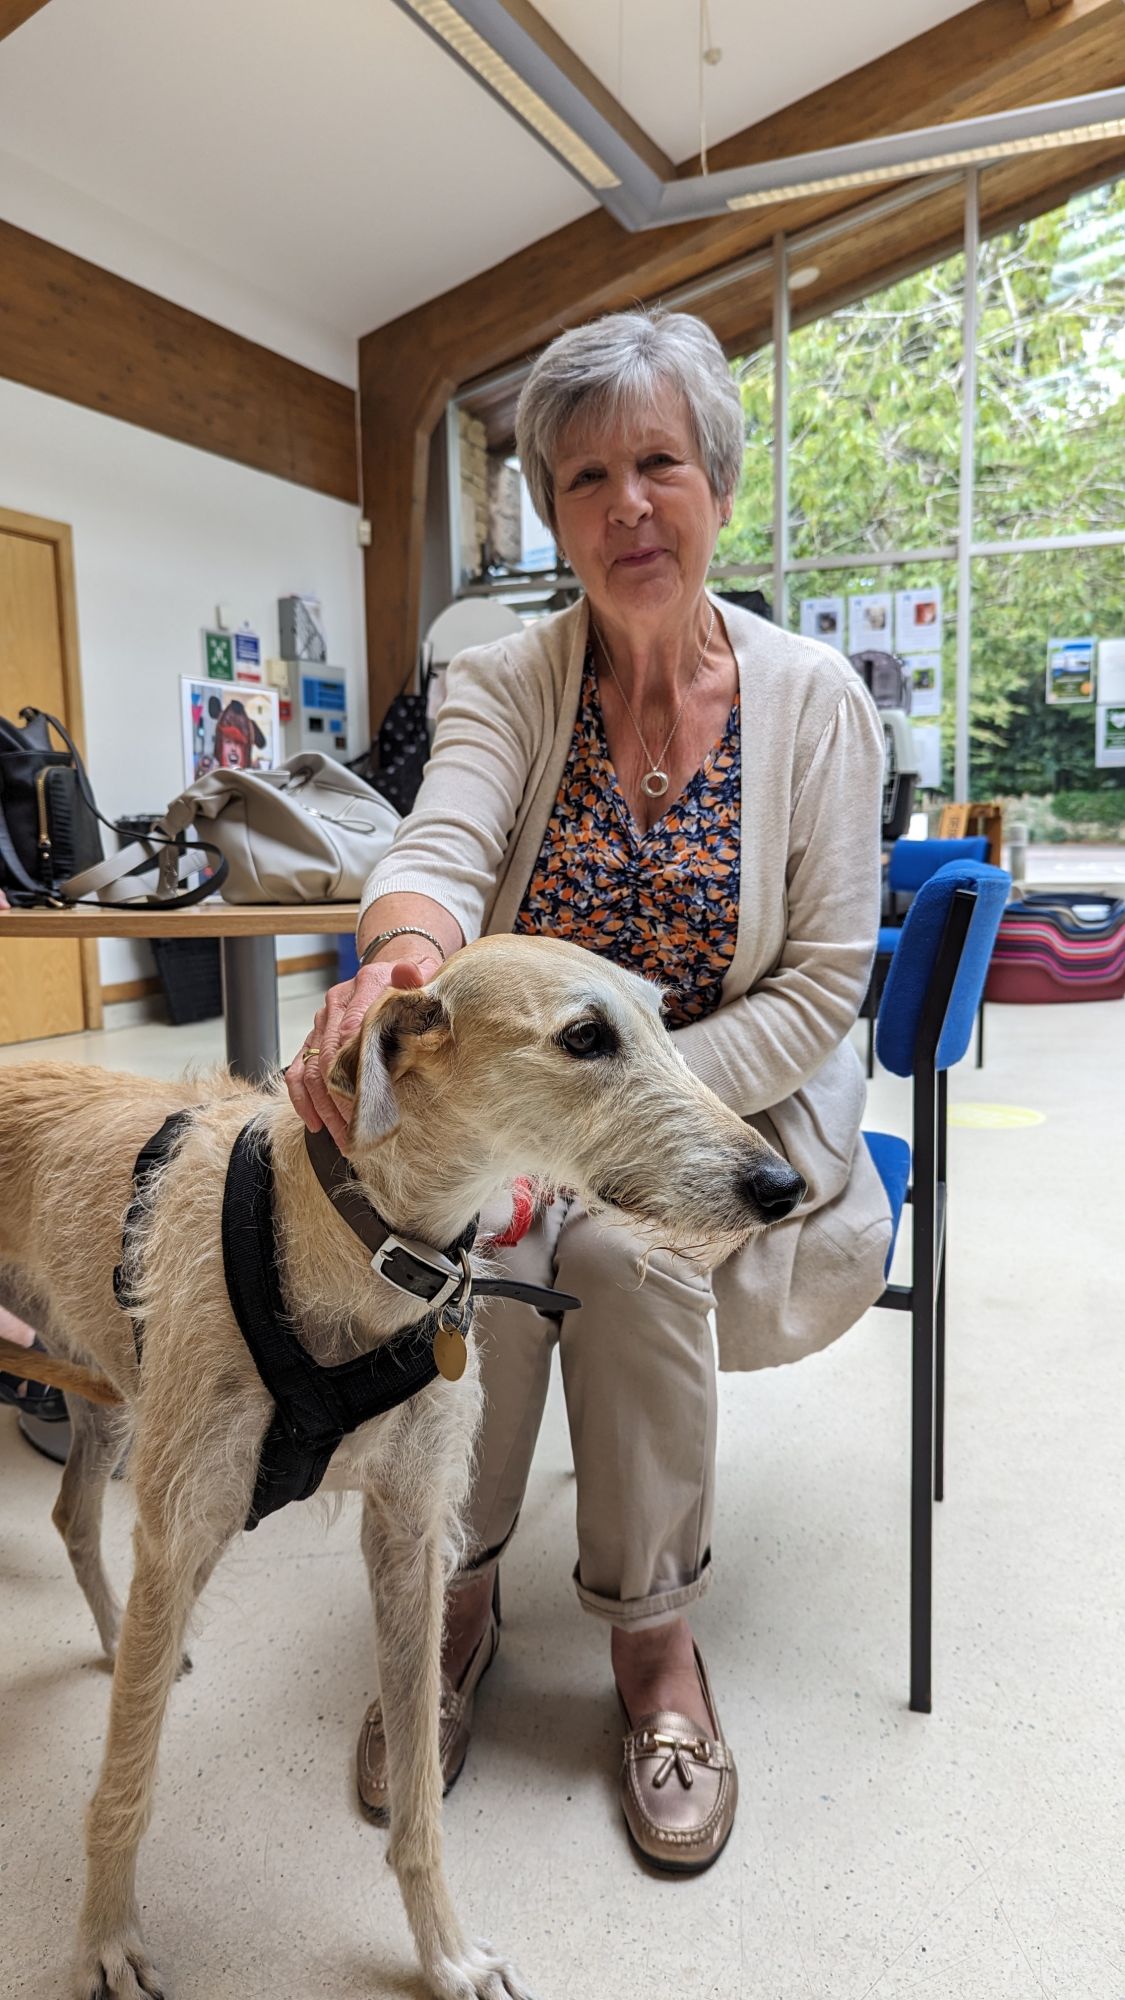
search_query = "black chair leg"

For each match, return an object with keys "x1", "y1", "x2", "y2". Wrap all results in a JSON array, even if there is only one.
[
  {"x1": 934, "y1": 1250, "x2": 946, "y2": 1506},
  {"x1": 975, "y1": 1000, "x2": 984, "y2": 1068},
  {"x1": 910, "y1": 1287, "x2": 935, "y2": 1714}
]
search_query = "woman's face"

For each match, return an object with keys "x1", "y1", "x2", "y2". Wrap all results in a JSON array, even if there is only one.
[{"x1": 550, "y1": 380, "x2": 728, "y2": 638}]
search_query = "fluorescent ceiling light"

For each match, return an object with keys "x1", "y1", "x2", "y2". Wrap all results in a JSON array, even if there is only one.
[
  {"x1": 718, "y1": 106, "x2": 1125, "y2": 215},
  {"x1": 393, "y1": 3, "x2": 1125, "y2": 232},
  {"x1": 400, "y1": 0, "x2": 620, "y2": 191}
]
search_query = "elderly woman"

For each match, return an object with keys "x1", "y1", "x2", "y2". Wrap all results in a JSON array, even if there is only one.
[{"x1": 289, "y1": 308, "x2": 891, "y2": 1872}]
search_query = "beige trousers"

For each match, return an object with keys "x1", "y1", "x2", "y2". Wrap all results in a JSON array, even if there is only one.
[{"x1": 464, "y1": 1198, "x2": 718, "y2": 1630}]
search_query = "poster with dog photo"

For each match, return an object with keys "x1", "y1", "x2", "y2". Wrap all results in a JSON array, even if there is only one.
[
  {"x1": 903, "y1": 654, "x2": 943, "y2": 719},
  {"x1": 895, "y1": 587, "x2": 943, "y2": 655},
  {"x1": 847, "y1": 593, "x2": 893, "y2": 653},
  {"x1": 799, "y1": 595, "x2": 845, "y2": 653},
  {"x1": 180, "y1": 678, "x2": 281, "y2": 785}
]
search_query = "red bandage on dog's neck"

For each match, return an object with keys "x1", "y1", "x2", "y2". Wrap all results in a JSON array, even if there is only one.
[{"x1": 486, "y1": 1177, "x2": 537, "y2": 1248}]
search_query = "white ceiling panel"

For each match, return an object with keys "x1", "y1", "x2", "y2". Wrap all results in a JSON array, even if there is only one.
[
  {"x1": 0, "y1": 0, "x2": 979, "y2": 364},
  {"x1": 535, "y1": 0, "x2": 980, "y2": 165},
  {"x1": 0, "y1": 0, "x2": 592, "y2": 361}
]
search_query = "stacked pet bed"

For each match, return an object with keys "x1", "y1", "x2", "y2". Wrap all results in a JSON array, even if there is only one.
[{"x1": 984, "y1": 892, "x2": 1125, "y2": 1004}]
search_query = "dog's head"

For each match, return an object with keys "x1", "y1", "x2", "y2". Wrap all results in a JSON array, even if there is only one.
[{"x1": 328, "y1": 936, "x2": 805, "y2": 1257}]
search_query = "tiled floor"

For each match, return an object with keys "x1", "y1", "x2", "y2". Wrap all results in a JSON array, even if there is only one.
[{"x1": 1, "y1": 990, "x2": 1123, "y2": 1999}]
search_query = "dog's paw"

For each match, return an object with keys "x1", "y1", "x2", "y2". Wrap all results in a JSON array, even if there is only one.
[
  {"x1": 424, "y1": 1938, "x2": 538, "y2": 2000},
  {"x1": 75, "y1": 1933, "x2": 166, "y2": 2000}
]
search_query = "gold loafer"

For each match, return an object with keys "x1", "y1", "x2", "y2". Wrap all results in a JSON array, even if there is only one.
[
  {"x1": 618, "y1": 1645, "x2": 737, "y2": 1874},
  {"x1": 357, "y1": 1573, "x2": 500, "y2": 1824}
]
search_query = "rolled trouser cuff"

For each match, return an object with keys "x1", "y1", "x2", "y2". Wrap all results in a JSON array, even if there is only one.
[
  {"x1": 572, "y1": 1554, "x2": 714, "y2": 1630},
  {"x1": 456, "y1": 1520, "x2": 519, "y2": 1583}
]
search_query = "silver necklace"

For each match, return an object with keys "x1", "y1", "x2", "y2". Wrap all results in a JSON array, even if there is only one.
[{"x1": 592, "y1": 605, "x2": 716, "y2": 799}]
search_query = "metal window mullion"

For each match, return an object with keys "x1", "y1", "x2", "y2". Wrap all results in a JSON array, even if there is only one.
[
  {"x1": 970, "y1": 529, "x2": 1125, "y2": 556},
  {"x1": 955, "y1": 169, "x2": 980, "y2": 802},
  {"x1": 444, "y1": 401, "x2": 463, "y2": 597},
  {"x1": 772, "y1": 232, "x2": 790, "y2": 629},
  {"x1": 784, "y1": 545, "x2": 957, "y2": 574}
]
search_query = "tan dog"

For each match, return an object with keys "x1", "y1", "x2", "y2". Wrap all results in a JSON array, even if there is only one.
[{"x1": 0, "y1": 935, "x2": 804, "y2": 2000}]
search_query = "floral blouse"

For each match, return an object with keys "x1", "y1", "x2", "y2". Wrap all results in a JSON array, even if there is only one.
[{"x1": 514, "y1": 647, "x2": 741, "y2": 1027}]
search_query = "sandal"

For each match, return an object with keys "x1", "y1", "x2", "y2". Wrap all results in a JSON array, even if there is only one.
[{"x1": 0, "y1": 1338, "x2": 68, "y2": 1424}]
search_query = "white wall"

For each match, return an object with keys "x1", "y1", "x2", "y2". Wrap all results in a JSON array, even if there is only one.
[{"x1": 0, "y1": 376, "x2": 366, "y2": 986}]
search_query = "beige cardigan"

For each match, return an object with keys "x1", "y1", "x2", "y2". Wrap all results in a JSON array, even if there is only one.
[{"x1": 361, "y1": 595, "x2": 893, "y2": 1370}]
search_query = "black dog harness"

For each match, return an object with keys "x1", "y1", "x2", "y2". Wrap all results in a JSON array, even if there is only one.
[{"x1": 115, "y1": 1113, "x2": 579, "y2": 1531}]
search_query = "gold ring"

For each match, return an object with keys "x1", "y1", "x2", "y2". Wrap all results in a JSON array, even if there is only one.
[{"x1": 304, "y1": 1045, "x2": 321, "y2": 1059}]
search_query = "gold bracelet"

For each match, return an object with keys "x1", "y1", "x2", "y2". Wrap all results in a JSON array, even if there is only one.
[{"x1": 358, "y1": 926, "x2": 446, "y2": 969}]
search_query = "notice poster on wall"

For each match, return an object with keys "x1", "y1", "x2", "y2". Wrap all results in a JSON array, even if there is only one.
[
  {"x1": 1045, "y1": 637, "x2": 1095, "y2": 705},
  {"x1": 911, "y1": 723, "x2": 943, "y2": 790},
  {"x1": 232, "y1": 630, "x2": 263, "y2": 684},
  {"x1": 1095, "y1": 706, "x2": 1125, "y2": 769},
  {"x1": 180, "y1": 677, "x2": 281, "y2": 784},
  {"x1": 1096, "y1": 638, "x2": 1125, "y2": 706},
  {"x1": 848, "y1": 592, "x2": 893, "y2": 653},
  {"x1": 904, "y1": 654, "x2": 943, "y2": 719},
  {"x1": 799, "y1": 595, "x2": 846, "y2": 651},
  {"x1": 896, "y1": 587, "x2": 943, "y2": 655}
]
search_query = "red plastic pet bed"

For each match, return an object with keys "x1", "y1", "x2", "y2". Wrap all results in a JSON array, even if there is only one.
[{"x1": 985, "y1": 892, "x2": 1125, "y2": 1003}]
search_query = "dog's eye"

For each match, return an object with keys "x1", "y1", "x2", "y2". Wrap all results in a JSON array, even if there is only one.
[{"x1": 558, "y1": 1019, "x2": 617, "y2": 1059}]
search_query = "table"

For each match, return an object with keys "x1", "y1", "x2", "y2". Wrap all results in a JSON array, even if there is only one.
[{"x1": 0, "y1": 902, "x2": 359, "y2": 1078}]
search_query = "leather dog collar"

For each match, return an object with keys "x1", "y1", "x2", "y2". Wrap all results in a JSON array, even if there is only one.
[{"x1": 303, "y1": 1127, "x2": 581, "y2": 1319}]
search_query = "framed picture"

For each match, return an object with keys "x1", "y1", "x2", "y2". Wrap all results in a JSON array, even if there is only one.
[{"x1": 180, "y1": 678, "x2": 281, "y2": 785}]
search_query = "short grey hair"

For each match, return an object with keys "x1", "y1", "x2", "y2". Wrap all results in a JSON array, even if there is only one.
[{"x1": 515, "y1": 308, "x2": 744, "y2": 532}]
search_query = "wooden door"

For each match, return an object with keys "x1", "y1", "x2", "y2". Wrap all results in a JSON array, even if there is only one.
[{"x1": 0, "y1": 508, "x2": 100, "y2": 1043}]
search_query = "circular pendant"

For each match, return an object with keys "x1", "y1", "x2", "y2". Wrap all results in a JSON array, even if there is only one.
[
  {"x1": 433, "y1": 1320, "x2": 468, "y2": 1382},
  {"x1": 641, "y1": 769, "x2": 670, "y2": 798}
]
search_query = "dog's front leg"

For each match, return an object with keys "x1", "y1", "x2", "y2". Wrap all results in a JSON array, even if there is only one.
[{"x1": 363, "y1": 1496, "x2": 536, "y2": 2000}]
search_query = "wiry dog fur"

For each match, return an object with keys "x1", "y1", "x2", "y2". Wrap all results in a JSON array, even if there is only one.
[{"x1": 0, "y1": 934, "x2": 802, "y2": 2000}]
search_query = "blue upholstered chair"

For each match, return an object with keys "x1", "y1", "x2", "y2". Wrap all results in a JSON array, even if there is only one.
[
  {"x1": 862, "y1": 858, "x2": 1011, "y2": 1713},
  {"x1": 865, "y1": 836, "x2": 993, "y2": 1077}
]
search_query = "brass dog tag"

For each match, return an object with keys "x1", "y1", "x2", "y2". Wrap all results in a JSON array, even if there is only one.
[{"x1": 433, "y1": 1318, "x2": 468, "y2": 1382}]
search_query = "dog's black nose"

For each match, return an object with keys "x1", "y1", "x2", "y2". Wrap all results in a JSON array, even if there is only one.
[{"x1": 742, "y1": 1157, "x2": 806, "y2": 1223}]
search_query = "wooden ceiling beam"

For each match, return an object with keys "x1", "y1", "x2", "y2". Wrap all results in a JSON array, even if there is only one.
[
  {"x1": 0, "y1": 0, "x2": 53, "y2": 40},
  {"x1": 0, "y1": 220, "x2": 358, "y2": 503},
  {"x1": 358, "y1": 0, "x2": 1125, "y2": 719}
]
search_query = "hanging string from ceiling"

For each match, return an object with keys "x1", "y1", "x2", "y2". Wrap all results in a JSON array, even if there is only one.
[{"x1": 699, "y1": 0, "x2": 722, "y2": 176}]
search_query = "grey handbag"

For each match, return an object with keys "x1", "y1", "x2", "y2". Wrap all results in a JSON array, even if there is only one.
[{"x1": 62, "y1": 754, "x2": 400, "y2": 906}]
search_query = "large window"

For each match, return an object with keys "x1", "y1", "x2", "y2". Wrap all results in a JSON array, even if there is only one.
[
  {"x1": 452, "y1": 168, "x2": 1125, "y2": 873},
  {"x1": 787, "y1": 258, "x2": 963, "y2": 560},
  {"x1": 970, "y1": 547, "x2": 1125, "y2": 854},
  {"x1": 717, "y1": 339, "x2": 773, "y2": 573},
  {"x1": 976, "y1": 178, "x2": 1125, "y2": 542}
]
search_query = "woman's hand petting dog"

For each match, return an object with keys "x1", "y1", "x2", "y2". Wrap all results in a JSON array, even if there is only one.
[{"x1": 287, "y1": 953, "x2": 443, "y2": 1151}]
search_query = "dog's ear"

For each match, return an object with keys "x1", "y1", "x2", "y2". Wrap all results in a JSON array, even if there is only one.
[{"x1": 328, "y1": 987, "x2": 452, "y2": 1146}]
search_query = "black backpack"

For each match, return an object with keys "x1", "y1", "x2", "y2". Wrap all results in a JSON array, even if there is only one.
[{"x1": 0, "y1": 707, "x2": 105, "y2": 904}]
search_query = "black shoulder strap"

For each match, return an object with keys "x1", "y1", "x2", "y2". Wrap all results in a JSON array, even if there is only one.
[{"x1": 221, "y1": 1123, "x2": 444, "y2": 1528}]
